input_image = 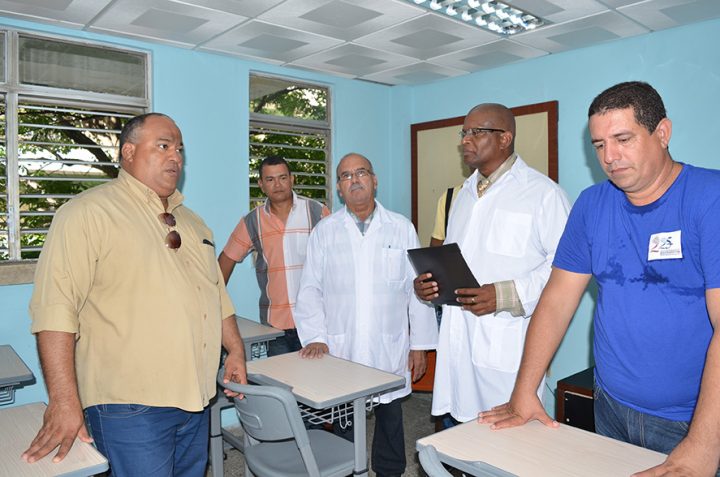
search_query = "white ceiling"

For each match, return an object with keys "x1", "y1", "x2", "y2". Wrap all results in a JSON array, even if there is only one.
[{"x1": 1, "y1": 0, "x2": 719, "y2": 85}]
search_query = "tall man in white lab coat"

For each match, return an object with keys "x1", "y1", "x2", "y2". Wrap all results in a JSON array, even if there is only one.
[
  {"x1": 414, "y1": 103, "x2": 570, "y2": 424},
  {"x1": 295, "y1": 153, "x2": 438, "y2": 477}
]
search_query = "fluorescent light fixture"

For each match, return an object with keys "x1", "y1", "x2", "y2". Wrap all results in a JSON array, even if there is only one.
[{"x1": 406, "y1": 0, "x2": 545, "y2": 35}]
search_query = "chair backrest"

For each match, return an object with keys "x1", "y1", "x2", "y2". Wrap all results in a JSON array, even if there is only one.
[
  {"x1": 219, "y1": 369, "x2": 359, "y2": 477},
  {"x1": 216, "y1": 370, "x2": 311, "y2": 444}
]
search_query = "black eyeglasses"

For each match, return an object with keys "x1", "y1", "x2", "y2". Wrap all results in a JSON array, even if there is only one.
[
  {"x1": 159, "y1": 212, "x2": 181, "y2": 250},
  {"x1": 459, "y1": 127, "x2": 506, "y2": 139}
]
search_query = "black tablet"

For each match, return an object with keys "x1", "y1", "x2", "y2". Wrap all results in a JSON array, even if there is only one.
[{"x1": 407, "y1": 243, "x2": 479, "y2": 306}]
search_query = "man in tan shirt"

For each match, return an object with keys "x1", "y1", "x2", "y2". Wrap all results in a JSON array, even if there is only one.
[{"x1": 22, "y1": 113, "x2": 247, "y2": 476}]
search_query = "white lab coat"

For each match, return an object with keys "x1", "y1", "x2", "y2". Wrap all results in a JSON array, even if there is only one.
[
  {"x1": 295, "y1": 201, "x2": 438, "y2": 403},
  {"x1": 432, "y1": 157, "x2": 570, "y2": 422}
]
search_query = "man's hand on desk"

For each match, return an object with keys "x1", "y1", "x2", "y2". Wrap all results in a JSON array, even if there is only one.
[
  {"x1": 413, "y1": 273, "x2": 439, "y2": 302},
  {"x1": 476, "y1": 392, "x2": 558, "y2": 430},
  {"x1": 222, "y1": 351, "x2": 248, "y2": 399},
  {"x1": 21, "y1": 399, "x2": 92, "y2": 463},
  {"x1": 631, "y1": 436, "x2": 720, "y2": 477},
  {"x1": 409, "y1": 350, "x2": 428, "y2": 382},
  {"x1": 299, "y1": 342, "x2": 328, "y2": 359}
]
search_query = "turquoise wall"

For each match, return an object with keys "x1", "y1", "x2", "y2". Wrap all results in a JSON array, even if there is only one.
[{"x1": 3, "y1": 14, "x2": 720, "y2": 415}]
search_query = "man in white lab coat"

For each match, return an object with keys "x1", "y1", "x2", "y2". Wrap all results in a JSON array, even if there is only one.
[
  {"x1": 414, "y1": 103, "x2": 570, "y2": 424},
  {"x1": 295, "y1": 152, "x2": 438, "y2": 477}
]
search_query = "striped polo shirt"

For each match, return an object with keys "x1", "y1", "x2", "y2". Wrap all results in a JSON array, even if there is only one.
[{"x1": 223, "y1": 192, "x2": 329, "y2": 329}]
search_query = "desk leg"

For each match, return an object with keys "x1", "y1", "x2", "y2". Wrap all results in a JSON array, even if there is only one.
[
  {"x1": 209, "y1": 393, "x2": 230, "y2": 477},
  {"x1": 352, "y1": 397, "x2": 369, "y2": 477}
]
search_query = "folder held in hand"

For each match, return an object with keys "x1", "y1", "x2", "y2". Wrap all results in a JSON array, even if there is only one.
[{"x1": 407, "y1": 243, "x2": 479, "y2": 306}]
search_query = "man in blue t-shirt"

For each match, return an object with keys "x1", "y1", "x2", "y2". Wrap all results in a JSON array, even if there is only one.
[{"x1": 479, "y1": 81, "x2": 720, "y2": 476}]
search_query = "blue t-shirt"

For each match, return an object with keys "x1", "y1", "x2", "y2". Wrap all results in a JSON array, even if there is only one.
[{"x1": 554, "y1": 164, "x2": 720, "y2": 421}]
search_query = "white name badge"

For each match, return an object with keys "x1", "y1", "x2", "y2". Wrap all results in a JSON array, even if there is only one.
[{"x1": 648, "y1": 230, "x2": 682, "y2": 261}]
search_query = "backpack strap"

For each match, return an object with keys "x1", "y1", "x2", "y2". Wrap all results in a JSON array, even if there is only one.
[{"x1": 443, "y1": 187, "x2": 454, "y2": 235}]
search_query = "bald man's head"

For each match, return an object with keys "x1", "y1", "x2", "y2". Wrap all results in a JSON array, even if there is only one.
[
  {"x1": 467, "y1": 103, "x2": 516, "y2": 139},
  {"x1": 461, "y1": 103, "x2": 516, "y2": 176}
]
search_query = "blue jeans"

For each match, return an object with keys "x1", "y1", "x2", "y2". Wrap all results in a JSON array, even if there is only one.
[
  {"x1": 594, "y1": 384, "x2": 689, "y2": 455},
  {"x1": 85, "y1": 404, "x2": 209, "y2": 477},
  {"x1": 440, "y1": 413, "x2": 460, "y2": 429},
  {"x1": 267, "y1": 328, "x2": 302, "y2": 356}
]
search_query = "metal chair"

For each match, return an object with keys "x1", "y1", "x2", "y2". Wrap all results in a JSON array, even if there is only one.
[
  {"x1": 418, "y1": 446, "x2": 454, "y2": 477},
  {"x1": 217, "y1": 370, "x2": 355, "y2": 477},
  {"x1": 418, "y1": 444, "x2": 515, "y2": 477}
]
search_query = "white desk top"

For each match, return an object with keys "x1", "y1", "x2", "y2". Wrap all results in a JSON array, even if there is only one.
[
  {"x1": 234, "y1": 316, "x2": 284, "y2": 344},
  {"x1": 416, "y1": 420, "x2": 667, "y2": 477},
  {"x1": 246, "y1": 352, "x2": 405, "y2": 409},
  {"x1": 0, "y1": 402, "x2": 108, "y2": 477},
  {"x1": 0, "y1": 345, "x2": 34, "y2": 386}
]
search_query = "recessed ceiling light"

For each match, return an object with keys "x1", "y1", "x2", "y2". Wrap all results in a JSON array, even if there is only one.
[{"x1": 407, "y1": 0, "x2": 546, "y2": 35}]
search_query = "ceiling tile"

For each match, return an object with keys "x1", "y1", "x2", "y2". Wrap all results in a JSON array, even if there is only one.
[
  {"x1": 598, "y1": 0, "x2": 647, "y2": 7},
  {"x1": 511, "y1": 11, "x2": 649, "y2": 53},
  {"x1": 289, "y1": 43, "x2": 418, "y2": 78},
  {"x1": 258, "y1": 0, "x2": 424, "y2": 41},
  {"x1": 355, "y1": 13, "x2": 497, "y2": 61},
  {"x1": 393, "y1": 29, "x2": 463, "y2": 50},
  {"x1": 619, "y1": 0, "x2": 720, "y2": 31},
  {"x1": 361, "y1": 62, "x2": 468, "y2": 85},
  {"x1": 88, "y1": 0, "x2": 248, "y2": 47},
  {"x1": 0, "y1": 0, "x2": 112, "y2": 28},
  {"x1": 429, "y1": 39, "x2": 547, "y2": 72},
  {"x1": 199, "y1": 20, "x2": 343, "y2": 63},
  {"x1": 301, "y1": 2, "x2": 381, "y2": 29},
  {"x1": 169, "y1": 0, "x2": 284, "y2": 17},
  {"x1": 132, "y1": 8, "x2": 206, "y2": 31}
]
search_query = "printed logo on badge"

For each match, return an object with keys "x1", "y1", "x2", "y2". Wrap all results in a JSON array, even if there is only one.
[{"x1": 648, "y1": 230, "x2": 682, "y2": 261}]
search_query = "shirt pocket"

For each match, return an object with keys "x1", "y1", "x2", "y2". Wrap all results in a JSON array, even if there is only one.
[
  {"x1": 381, "y1": 332, "x2": 407, "y2": 376},
  {"x1": 485, "y1": 210, "x2": 532, "y2": 258},
  {"x1": 471, "y1": 317, "x2": 523, "y2": 373},
  {"x1": 201, "y1": 239, "x2": 220, "y2": 285},
  {"x1": 382, "y1": 248, "x2": 406, "y2": 283}
]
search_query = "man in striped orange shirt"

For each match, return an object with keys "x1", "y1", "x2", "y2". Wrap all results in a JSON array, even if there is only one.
[{"x1": 219, "y1": 156, "x2": 329, "y2": 355}]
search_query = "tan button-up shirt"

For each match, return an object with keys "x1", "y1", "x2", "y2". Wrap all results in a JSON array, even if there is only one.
[{"x1": 30, "y1": 169, "x2": 234, "y2": 411}]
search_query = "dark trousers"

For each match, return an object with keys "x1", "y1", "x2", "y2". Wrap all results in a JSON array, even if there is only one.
[
  {"x1": 334, "y1": 399, "x2": 405, "y2": 477},
  {"x1": 267, "y1": 328, "x2": 302, "y2": 356}
]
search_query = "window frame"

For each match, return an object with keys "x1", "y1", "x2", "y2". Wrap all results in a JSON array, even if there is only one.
[
  {"x1": 0, "y1": 28, "x2": 150, "y2": 282},
  {"x1": 248, "y1": 72, "x2": 332, "y2": 210}
]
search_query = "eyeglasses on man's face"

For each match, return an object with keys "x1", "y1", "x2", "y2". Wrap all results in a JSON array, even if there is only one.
[
  {"x1": 338, "y1": 168, "x2": 373, "y2": 182},
  {"x1": 159, "y1": 212, "x2": 181, "y2": 250},
  {"x1": 459, "y1": 127, "x2": 506, "y2": 139}
]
